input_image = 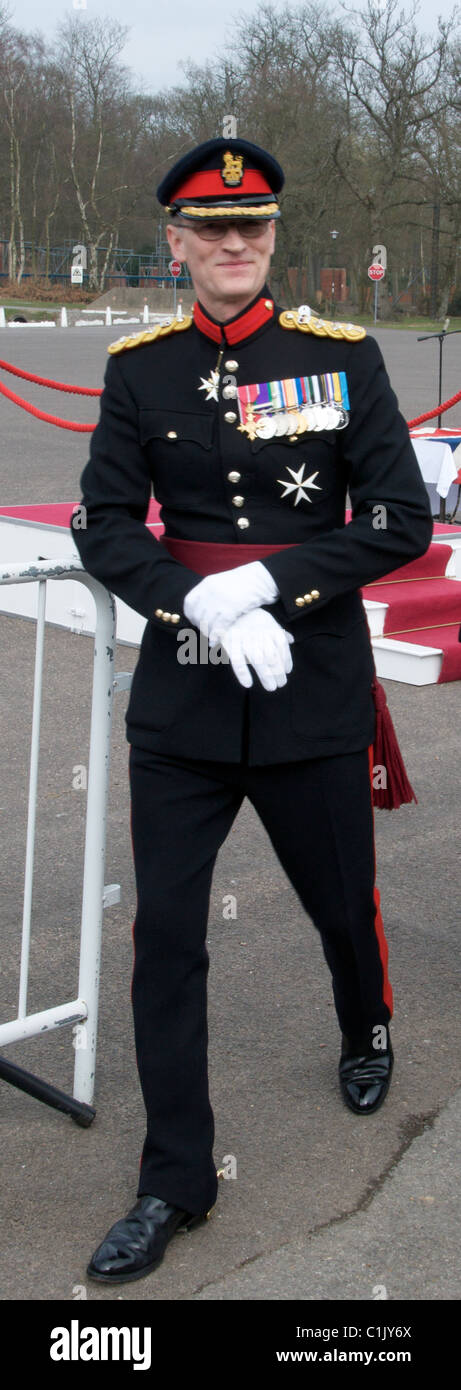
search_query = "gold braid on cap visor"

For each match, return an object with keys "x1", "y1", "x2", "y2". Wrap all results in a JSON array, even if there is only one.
[{"x1": 172, "y1": 202, "x2": 280, "y2": 218}]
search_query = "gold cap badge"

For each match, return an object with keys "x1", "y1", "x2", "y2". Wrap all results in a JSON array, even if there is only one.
[{"x1": 222, "y1": 151, "x2": 244, "y2": 186}]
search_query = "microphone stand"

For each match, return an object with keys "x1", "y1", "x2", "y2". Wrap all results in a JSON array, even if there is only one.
[{"x1": 417, "y1": 327, "x2": 461, "y2": 522}]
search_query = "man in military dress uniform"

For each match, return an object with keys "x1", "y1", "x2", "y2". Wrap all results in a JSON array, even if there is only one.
[{"x1": 71, "y1": 137, "x2": 432, "y2": 1284}]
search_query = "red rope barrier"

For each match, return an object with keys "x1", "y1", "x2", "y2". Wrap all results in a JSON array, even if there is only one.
[
  {"x1": 407, "y1": 388, "x2": 461, "y2": 428},
  {"x1": 0, "y1": 378, "x2": 95, "y2": 431},
  {"x1": 0, "y1": 358, "x2": 102, "y2": 395}
]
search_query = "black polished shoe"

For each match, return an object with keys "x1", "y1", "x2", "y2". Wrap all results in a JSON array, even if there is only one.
[
  {"x1": 87, "y1": 1194, "x2": 211, "y2": 1284},
  {"x1": 339, "y1": 1027, "x2": 394, "y2": 1115}
]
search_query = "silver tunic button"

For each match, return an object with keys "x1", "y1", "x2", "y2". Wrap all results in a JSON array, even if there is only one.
[
  {"x1": 237, "y1": 516, "x2": 250, "y2": 529},
  {"x1": 232, "y1": 495, "x2": 245, "y2": 507},
  {"x1": 227, "y1": 471, "x2": 241, "y2": 482},
  {"x1": 224, "y1": 359, "x2": 239, "y2": 371},
  {"x1": 224, "y1": 410, "x2": 237, "y2": 423},
  {"x1": 222, "y1": 385, "x2": 238, "y2": 399}
]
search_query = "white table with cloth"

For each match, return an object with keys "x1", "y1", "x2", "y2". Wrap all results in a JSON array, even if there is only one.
[{"x1": 410, "y1": 437, "x2": 460, "y2": 517}]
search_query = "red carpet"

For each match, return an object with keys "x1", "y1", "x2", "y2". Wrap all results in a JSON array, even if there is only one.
[{"x1": 362, "y1": 543, "x2": 461, "y2": 682}]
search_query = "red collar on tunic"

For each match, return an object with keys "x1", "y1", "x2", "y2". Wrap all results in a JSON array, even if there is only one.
[{"x1": 193, "y1": 293, "x2": 275, "y2": 345}]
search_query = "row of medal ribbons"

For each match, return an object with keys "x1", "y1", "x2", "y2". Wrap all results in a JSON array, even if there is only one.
[{"x1": 236, "y1": 372, "x2": 350, "y2": 437}]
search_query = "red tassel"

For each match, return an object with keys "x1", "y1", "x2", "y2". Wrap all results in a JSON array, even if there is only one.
[{"x1": 371, "y1": 677, "x2": 417, "y2": 809}]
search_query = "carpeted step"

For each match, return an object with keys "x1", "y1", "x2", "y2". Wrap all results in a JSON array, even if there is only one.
[
  {"x1": 363, "y1": 577, "x2": 461, "y2": 635},
  {"x1": 361, "y1": 540, "x2": 461, "y2": 683},
  {"x1": 387, "y1": 624, "x2": 461, "y2": 682}
]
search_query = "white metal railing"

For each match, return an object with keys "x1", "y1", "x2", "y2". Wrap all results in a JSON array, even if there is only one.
[{"x1": 0, "y1": 558, "x2": 122, "y2": 1117}]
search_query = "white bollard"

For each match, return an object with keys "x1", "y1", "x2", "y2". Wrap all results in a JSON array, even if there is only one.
[
  {"x1": 60, "y1": 306, "x2": 68, "y2": 328},
  {"x1": 177, "y1": 299, "x2": 183, "y2": 322},
  {"x1": 143, "y1": 301, "x2": 149, "y2": 324},
  {"x1": 105, "y1": 306, "x2": 112, "y2": 326},
  {"x1": 0, "y1": 306, "x2": 6, "y2": 327}
]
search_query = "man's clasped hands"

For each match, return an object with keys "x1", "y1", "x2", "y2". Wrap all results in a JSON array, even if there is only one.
[{"x1": 183, "y1": 560, "x2": 294, "y2": 692}]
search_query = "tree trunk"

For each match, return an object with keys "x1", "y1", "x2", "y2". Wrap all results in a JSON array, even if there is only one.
[
  {"x1": 8, "y1": 126, "x2": 17, "y2": 281},
  {"x1": 87, "y1": 241, "x2": 99, "y2": 291},
  {"x1": 99, "y1": 230, "x2": 114, "y2": 291},
  {"x1": 15, "y1": 138, "x2": 25, "y2": 285}
]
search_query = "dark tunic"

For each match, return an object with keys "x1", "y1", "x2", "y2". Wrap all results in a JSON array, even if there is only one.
[{"x1": 72, "y1": 292, "x2": 433, "y2": 763}]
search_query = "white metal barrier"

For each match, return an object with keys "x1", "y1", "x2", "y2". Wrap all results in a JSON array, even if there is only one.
[{"x1": 0, "y1": 558, "x2": 124, "y2": 1123}]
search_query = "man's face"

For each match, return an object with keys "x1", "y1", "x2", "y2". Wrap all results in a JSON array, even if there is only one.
[{"x1": 166, "y1": 217, "x2": 276, "y2": 315}]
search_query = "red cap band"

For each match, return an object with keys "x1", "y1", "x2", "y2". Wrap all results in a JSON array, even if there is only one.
[{"x1": 173, "y1": 168, "x2": 272, "y2": 200}]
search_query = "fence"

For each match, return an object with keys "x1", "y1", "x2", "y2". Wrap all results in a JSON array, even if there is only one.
[
  {"x1": 0, "y1": 558, "x2": 128, "y2": 1125},
  {"x1": 0, "y1": 231, "x2": 193, "y2": 290}
]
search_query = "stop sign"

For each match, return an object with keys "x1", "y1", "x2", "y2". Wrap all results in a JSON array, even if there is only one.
[
  {"x1": 169, "y1": 260, "x2": 181, "y2": 278},
  {"x1": 368, "y1": 262, "x2": 385, "y2": 281}
]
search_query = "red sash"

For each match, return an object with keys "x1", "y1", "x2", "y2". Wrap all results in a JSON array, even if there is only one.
[{"x1": 160, "y1": 535, "x2": 296, "y2": 575}]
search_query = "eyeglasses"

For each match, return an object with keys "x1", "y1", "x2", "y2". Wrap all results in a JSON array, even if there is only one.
[{"x1": 178, "y1": 219, "x2": 271, "y2": 242}]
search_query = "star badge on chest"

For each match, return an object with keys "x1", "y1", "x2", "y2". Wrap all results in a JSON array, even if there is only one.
[
  {"x1": 277, "y1": 463, "x2": 321, "y2": 506},
  {"x1": 198, "y1": 369, "x2": 220, "y2": 402}
]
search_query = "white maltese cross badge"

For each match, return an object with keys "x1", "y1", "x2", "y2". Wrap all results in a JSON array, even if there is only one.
[
  {"x1": 277, "y1": 463, "x2": 322, "y2": 506},
  {"x1": 198, "y1": 369, "x2": 220, "y2": 402}
]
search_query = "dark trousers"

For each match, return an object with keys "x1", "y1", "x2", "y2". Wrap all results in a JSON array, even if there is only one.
[{"x1": 128, "y1": 742, "x2": 392, "y2": 1216}]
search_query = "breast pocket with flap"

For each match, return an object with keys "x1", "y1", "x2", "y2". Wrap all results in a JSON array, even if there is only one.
[{"x1": 139, "y1": 409, "x2": 215, "y2": 501}]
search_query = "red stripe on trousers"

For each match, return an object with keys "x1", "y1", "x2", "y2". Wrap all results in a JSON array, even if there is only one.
[
  {"x1": 368, "y1": 744, "x2": 393, "y2": 1015},
  {"x1": 128, "y1": 747, "x2": 143, "y2": 1175},
  {"x1": 128, "y1": 750, "x2": 136, "y2": 1002}
]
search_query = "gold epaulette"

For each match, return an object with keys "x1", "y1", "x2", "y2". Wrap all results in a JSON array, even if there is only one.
[
  {"x1": 279, "y1": 307, "x2": 366, "y2": 342},
  {"x1": 108, "y1": 315, "x2": 193, "y2": 355}
]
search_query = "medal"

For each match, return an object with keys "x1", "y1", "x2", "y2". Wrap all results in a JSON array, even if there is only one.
[
  {"x1": 273, "y1": 414, "x2": 292, "y2": 437},
  {"x1": 294, "y1": 412, "x2": 309, "y2": 435},
  {"x1": 237, "y1": 403, "x2": 259, "y2": 441},
  {"x1": 255, "y1": 416, "x2": 275, "y2": 439}
]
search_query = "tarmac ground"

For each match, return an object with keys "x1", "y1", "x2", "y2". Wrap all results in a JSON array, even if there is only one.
[{"x1": 0, "y1": 324, "x2": 460, "y2": 1329}]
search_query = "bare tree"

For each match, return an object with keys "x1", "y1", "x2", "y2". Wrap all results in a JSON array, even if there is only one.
[
  {"x1": 330, "y1": 0, "x2": 457, "y2": 311},
  {"x1": 53, "y1": 17, "x2": 133, "y2": 289}
]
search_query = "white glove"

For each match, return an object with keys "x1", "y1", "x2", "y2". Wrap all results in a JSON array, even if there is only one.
[
  {"x1": 218, "y1": 608, "x2": 294, "y2": 692},
  {"x1": 183, "y1": 561, "x2": 279, "y2": 646}
]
